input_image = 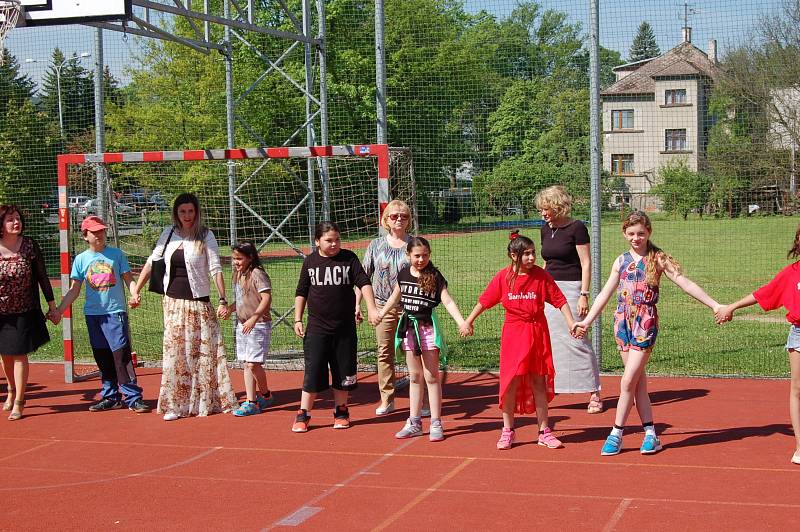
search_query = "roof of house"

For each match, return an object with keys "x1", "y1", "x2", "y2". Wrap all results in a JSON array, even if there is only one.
[{"x1": 601, "y1": 41, "x2": 721, "y2": 97}]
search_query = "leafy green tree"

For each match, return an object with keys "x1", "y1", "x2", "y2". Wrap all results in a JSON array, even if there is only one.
[
  {"x1": 651, "y1": 160, "x2": 711, "y2": 219},
  {"x1": 629, "y1": 21, "x2": 660, "y2": 62},
  {"x1": 39, "y1": 49, "x2": 95, "y2": 138}
]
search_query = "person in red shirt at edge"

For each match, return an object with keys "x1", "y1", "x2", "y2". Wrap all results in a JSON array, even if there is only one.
[
  {"x1": 463, "y1": 231, "x2": 581, "y2": 450},
  {"x1": 716, "y1": 224, "x2": 800, "y2": 465}
]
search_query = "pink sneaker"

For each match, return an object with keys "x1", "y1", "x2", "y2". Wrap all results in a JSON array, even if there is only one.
[
  {"x1": 497, "y1": 427, "x2": 515, "y2": 450},
  {"x1": 537, "y1": 427, "x2": 563, "y2": 449}
]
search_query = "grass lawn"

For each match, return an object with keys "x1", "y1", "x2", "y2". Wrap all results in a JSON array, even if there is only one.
[{"x1": 34, "y1": 214, "x2": 798, "y2": 377}]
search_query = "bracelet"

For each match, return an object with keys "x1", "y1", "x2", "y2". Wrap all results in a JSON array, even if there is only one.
[
  {"x1": 294, "y1": 320, "x2": 303, "y2": 323},
  {"x1": 579, "y1": 291, "x2": 590, "y2": 297}
]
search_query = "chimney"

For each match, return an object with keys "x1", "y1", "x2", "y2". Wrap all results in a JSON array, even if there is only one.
[
  {"x1": 683, "y1": 26, "x2": 692, "y2": 43},
  {"x1": 708, "y1": 39, "x2": 717, "y2": 63}
]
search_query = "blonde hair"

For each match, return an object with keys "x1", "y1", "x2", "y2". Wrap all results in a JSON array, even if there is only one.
[
  {"x1": 622, "y1": 211, "x2": 681, "y2": 286},
  {"x1": 534, "y1": 185, "x2": 572, "y2": 218},
  {"x1": 381, "y1": 199, "x2": 414, "y2": 232}
]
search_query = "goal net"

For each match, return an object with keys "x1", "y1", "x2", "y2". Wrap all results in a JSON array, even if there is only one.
[{"x1": 55, "y1": 145, "x2": 416, "y2": 383}]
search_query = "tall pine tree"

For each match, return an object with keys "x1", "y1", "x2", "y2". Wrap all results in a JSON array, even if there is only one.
[{"x1": 629, "y1": 21, "x2": 660, "y2": 62}]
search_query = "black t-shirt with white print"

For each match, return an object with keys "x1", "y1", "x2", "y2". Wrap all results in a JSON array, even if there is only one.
[
  {"x1": 295, "y1": 248, "x2": 371, "y2": 334},
  {"x1": 396, "y1": 264, "x2": 447, "y2": 322}
]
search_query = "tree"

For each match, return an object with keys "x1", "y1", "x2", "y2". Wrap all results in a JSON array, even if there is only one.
[
  {"x1": 629, "y1": 21, "x2": 660, "y2": 62},
  {"x1": 39, "y1": 48, "x2": 95, "y2": 138},
  {"x1": 651, "y1": 160, "x2": 711, "y2": 219}
]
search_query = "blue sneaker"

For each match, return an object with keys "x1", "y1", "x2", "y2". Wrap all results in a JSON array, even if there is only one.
[
  {"x1": 256, "y1": 393, "x2": 274, "y2": 410},
  {"x1": 640, "y1": 434, "x2": 662, "y2": 454},
  {"x1": 233, "y1": 401, "x2": 261, "y2": 417},
  {"x1": 601, "y1": 434, "x2": 622, "y2": 456}
]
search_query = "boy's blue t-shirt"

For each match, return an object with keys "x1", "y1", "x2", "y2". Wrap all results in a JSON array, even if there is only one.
[{"x1": 71, "y1": 246, "x2": 131, "y2": 315}]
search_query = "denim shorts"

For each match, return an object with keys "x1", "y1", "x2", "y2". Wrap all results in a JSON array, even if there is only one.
[{"x1": 785, "y1": 325, "x2": 800, "y2": 351}]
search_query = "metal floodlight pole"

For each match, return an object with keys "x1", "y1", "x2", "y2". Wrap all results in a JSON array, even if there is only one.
[
  {"x1": 375, "y1": 0, "x2": 387, "y2": 145},
  {"x1": 317, "y1": 0, "x2": 330, "y2": 220},
  {"x1": 224, "y1": 0, "x2": 237, "y2": 247},
  {"x1": 94, "y1": 29, "x2": 111, "y2": 234},
  {"x1": 588, "y1": 0, "x2": 603, "y2": 363},
  {"x1": 303, "y1": 0, "x2": 317, "y2": 246}
]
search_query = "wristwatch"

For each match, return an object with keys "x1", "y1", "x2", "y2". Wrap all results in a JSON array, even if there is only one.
[{"x1": 579, "y1": 291, "x2": 590, "y2": 297}]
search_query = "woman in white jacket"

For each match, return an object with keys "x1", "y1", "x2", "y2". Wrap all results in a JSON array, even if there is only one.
[{"x1": 133, "y1": 193, "x2": 236, "y2": 420}]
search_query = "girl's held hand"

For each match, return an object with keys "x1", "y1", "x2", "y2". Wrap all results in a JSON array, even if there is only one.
[
  {"x1": 715, "y1": 304, "x2": 734, "y2": 325},
  {"x1": 216, "y1": 304, "x2": 230, "y2": 320},
  {"x1": 458, "y1": 322, "x2": 473, "y2": 337},
  {"x1": 242, "y1": 316, "x2": 258, "y2": 334},
  {"x1": 294, "y1": 321, "x2": 305, "y2": 338},
  {"x1": 369, "y1": 312, "x2": 383, "y2": 326},
  {"x1": 129, "y1": 292, "x2": 141, "y2": 308}
]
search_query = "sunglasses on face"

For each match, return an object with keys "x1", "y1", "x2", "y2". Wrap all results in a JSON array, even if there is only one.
[{"x1": 389, "y1": 213, "x2": 409, "y2": 221}]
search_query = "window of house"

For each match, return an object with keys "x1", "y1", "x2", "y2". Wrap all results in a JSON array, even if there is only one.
[
  {"x1": 665, "y1": 89, "x2": 687, "y2": 105},
  {"x1": 611, "y1": 154, "x2": 634, "y2": 175},
  {"x1": 665, "y1": 129, "x2": 687, "y2": 151},
  {"x1": 611, "y1": 109, "x2": 634, "y2": 130}
]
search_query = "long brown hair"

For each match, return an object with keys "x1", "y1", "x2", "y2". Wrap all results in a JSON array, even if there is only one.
[
  {"x1": 505, "y1": 230, "x2": 535, "y2": 290},
  {"x1": 621, "y1": 211, "x2": 681, "y2": 286},
  {"x1": 407, "y1": 236, "x2": 438, "y2": 294},
  {"x1": 789, "y1": 225, "x2": 800, "y2": 259}
]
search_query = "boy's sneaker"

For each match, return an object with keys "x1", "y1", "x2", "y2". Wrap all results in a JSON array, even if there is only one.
[
  {"x1": 429, "y1": 419, "x2": 445, "y2": 442},
  {"x1": 333, "y1": 405, "x2": 351, "y2": 429},
  {"x1": 496, "y1": 427, "x2": 515, "y2": 450},
  {"x1": 255, "y1": 393, "x2": 274, "y2": 410},
  {"x1": 395, "y1": 418, "x2": 423, "y2": 439},
  {"x1": 537, "y1": 427, "x2": 563, "y2": 449},
  {"x1": 89, "y1": 398, "x2": 123, "y2": 412},
  {"x1": 640, "y1": 434, "x2": 663, "y2": 454},
  {"x1": 601, "y1": 434, "x2": 623, "y2": 456},
  {"x1": 128, "y1": 399, "x2": 151, "y2": 413},
  {"x1": 233, "y1": 401, "x2": 262, "y2": 417},
  {"x1": 292, "y1": 409, "x2": 311, "y2": 432}
]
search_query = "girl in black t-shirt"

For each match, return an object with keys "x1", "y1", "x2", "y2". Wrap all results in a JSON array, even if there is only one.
[
  {"x1": 372, "y1": 237, "x2": 470, "y2": 442},
  {"x1": 292, "y1": 222, "x2": 379, "y2": 432}
]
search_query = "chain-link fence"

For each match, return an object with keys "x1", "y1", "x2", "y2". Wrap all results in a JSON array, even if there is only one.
[{"x1": 2, "y1": 1, "x2": 798, "y2": 376}]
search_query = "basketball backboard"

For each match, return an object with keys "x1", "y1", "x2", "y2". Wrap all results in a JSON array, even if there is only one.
[{"x1": 20, "y1": 1, "x2": 131, "y2": 26}]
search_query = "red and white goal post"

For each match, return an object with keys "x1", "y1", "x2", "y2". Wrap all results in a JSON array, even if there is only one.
[{"x1": 56, "y1": 145, "x2": 415, "y2": 384}]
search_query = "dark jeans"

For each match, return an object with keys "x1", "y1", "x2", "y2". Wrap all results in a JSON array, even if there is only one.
[{"x1": 92, "y1": 346, "x2": 143, "y2": 406}]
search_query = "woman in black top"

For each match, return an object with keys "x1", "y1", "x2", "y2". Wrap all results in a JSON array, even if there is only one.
[{"x1": 535, "y1": 186, "x2": 602, "y2": 414}]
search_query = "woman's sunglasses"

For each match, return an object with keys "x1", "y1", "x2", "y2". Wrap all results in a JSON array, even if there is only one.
[{"x1": 389, "y1": 213, "x2": 409, "y2": 221}]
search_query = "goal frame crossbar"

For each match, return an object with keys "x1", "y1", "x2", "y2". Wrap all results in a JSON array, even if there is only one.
[{"x1": 56, "y1": 144, "x2": 390, "y2": 383}]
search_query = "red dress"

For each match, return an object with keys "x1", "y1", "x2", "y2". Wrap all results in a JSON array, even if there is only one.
[{"x1": 478, "y1": 265, "x2": 567, "y2": 413}]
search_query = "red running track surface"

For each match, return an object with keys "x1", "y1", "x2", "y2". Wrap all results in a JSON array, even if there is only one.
[{"x1": 1, "y1": 364, "x2": 799, "y2": 531}]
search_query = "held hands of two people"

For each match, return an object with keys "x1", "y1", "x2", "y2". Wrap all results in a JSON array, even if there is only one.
[
  {"x1": 570, "y1": 320, "x2": 588, "y2": 339},
  {"x1": 714, "y1": 304, "x2": 734, "y2": 325},
  {"x1": 46, "y1": 308, "x2": 61, "y2": 325},
  {"x1": 458, "y1": 322, "x2": 474, "y2": 337}
]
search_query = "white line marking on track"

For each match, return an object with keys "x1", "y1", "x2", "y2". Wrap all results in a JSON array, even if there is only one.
[
  {"x1": 0, "y1": 446, "x2": 222, "y2": 491},
  {"x1": 601, "y1": 498, "x2": 632, "y2": 532},
  {"x1": 262, "y1": 438, "x2": 419, "y2": 531},
  {"x1": 275, "y1": 506, "x2": 322, "y2": 527},
  {"x1": 0, "y1": 441, "x2": 56, "y2": 462}
]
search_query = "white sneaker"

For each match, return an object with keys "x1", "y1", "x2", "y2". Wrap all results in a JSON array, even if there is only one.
[
  {"x1": 163, "y1": 412, "x2": 179, "y2": 421},
  {"x1": 375, "y1": 401, "x2": 395, "y2": 416},
  {"x1": 395, "y1": 418, "x2": 423, "y2": 439}
]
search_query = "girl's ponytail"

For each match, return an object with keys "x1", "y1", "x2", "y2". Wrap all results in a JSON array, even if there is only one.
[{"x1": 789, "y1": 225, "x2": 800, "y2": 259}]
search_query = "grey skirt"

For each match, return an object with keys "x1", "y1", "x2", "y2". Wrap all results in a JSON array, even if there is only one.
[{"x1": 544, "y1": 280, "x2": 600, "y2": 393}]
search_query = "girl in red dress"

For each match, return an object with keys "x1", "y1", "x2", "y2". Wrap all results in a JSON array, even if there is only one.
[{"x1": 464, "y1": 231, "x2": 580, "y2": 450}]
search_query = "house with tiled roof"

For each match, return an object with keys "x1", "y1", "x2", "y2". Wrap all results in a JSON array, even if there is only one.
[{"x1": 601, "y1": 30, "x2": 722, "y2": 210}]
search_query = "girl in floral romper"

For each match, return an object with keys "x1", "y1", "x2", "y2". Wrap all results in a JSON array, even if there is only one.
[{"x1": 575, "y1": 211, "x2": 721, "y2": 456}]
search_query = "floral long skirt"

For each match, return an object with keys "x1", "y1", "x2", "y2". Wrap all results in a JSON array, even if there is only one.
[{"x1": 158, "y1": 296, "x2": 237, "y2": 417}]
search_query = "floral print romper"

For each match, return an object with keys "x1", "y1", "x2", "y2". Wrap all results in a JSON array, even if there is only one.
[{"x1": 613, "y1": 252, "x2": 659, "y2": 351}]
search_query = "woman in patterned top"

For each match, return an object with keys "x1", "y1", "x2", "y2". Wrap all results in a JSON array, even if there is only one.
[
  {"x1": 574, "y1": 211, "x2": 720, "y2": 456},
  {"x1": 0, "y1": 204, "x2": 58, "y2": 420},
  {"x1": 360, "y1": 200, "x2": 414, "y2": 416}
]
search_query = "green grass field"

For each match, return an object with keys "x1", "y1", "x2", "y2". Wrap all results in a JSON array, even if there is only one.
[{"x1": 33, "y1": 214, "x2": 798, "y2": 377}]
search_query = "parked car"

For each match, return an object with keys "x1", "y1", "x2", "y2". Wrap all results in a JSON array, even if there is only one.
[{"x1": 79, "y1": 198, "x2": 136, "y2": 216}]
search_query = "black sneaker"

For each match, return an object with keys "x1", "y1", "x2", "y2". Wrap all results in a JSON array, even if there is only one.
[
  {"x1": 128, "y1": 399, "x2": 152, "y2": 413},
  {"x1": 89, "y1": 398, "x2": 123, "y2": 412}
]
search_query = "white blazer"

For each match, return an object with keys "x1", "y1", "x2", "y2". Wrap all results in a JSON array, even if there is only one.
[{"x1": 147, "y1": 227, "x2": 222, "y2": 299}]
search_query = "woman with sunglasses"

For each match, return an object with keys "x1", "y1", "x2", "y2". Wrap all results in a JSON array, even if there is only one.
[{"x1": 359, "y1": 200, "x2": 417, "y2": 416}]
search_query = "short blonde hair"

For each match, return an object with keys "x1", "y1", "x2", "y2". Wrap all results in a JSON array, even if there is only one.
[
  {"x1": 534, "y1": 185, "x2": 572, "y2": 218},
  {"x1": 381, "y1": 199, "x2": 414, "y2": 232}
]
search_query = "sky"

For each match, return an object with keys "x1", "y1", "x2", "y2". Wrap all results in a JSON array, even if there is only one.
[{"x1": 3, "y1": 1, "x2": 788, "y2": 88}]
